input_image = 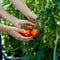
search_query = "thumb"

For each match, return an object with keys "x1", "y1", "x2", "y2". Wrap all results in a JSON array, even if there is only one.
[
  {"x1": 28, "y1": 12, "x2": 37, "y2": 20},
  {"x1": 26, "y1": 21, "x2": 34, "y2": 26},
  {"x1": 14, "y1": 23, "x2": 21, "y2": 28},
  {"x1": 14, "y1": 28, "x2": 26, "y2": 33},
  {"x1": 19, "y1": 29, "x2": 26, "y2": 33},
  {"x1": 16, "y1": 25, "x2": 21, "y2": 28}
]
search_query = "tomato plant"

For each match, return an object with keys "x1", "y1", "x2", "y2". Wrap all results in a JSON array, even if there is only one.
[{"x1": 1, "y1": 0, "x2": 60, "y2": 60}]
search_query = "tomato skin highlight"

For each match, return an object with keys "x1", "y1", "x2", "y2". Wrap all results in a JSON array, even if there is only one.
[
  {"x1": 27, "y1": 25, "x2": 33, "y2": 30},
  {"x1": 31, "y1": 29, "x2": 40, "y2": 37}
]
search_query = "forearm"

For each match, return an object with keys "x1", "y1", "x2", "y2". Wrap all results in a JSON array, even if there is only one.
[
  {"x1": 0, "y1": 23, "x2": 8, "y2": 33},
  {"x1": 0, "y1": 6, "x2": 18, "y2": 24},
  {"x1": 10, "y1": 0, "x2": 37, "y2": 19},
  {"x1": 10, "y1": 0, "x2": 30, "y2": 17}
]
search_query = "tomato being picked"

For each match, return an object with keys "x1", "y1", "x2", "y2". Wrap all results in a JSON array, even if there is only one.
[
  {"x1": 24, "y1": 30, "x2": 31, "y2": 37},
  {"x1": 19, "y1": 25, "x2": 40, "y2": 37},
  {"x1": 19, "y1": 30, "x2": 31, "y2": 37},
  {"x1": 31, "y1": 29, "x2": 40, "y2": 37}
]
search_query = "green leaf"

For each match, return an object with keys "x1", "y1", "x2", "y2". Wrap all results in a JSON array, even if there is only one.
[
  {"x1": 22, "y1": 53, "x2": 33, "y2": 60},
  {"x1": 55, "y1": 0, "x2": 60, "y2": 10},
  {"x1": 36, "y1": 49, "x2": 44, "y2": 60},
  {"x1": 56, "y1": 52, "x2": 60, "y2": 60}
]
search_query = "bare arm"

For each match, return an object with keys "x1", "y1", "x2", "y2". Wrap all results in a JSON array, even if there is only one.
[
  {"x1": 0, "y1": 6, "x2": 34, "y2": 28},
  {"x1": 0, "y1": 23, "x2": 33, "y2": 41},
  {"x1": 0, "y1": 23, "x2": 8, "y2": 32},
  {"x1": 0, "y1": 6, "x2": 20, "y2": 25},
  {"x1": 10, "y1": 0, "x2": 37, "y2": 21}
]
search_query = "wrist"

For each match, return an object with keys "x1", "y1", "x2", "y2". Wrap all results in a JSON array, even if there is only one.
[
  {"x1": 28, "y1": 12, "x2": 37, "y2": 20},
  {"x1": 3, "y1": 25, "x2": 10, "y2": 33},
  {"x1": 3, "y1": 15, "x2": 19, "y2": 26},
  {"x1": 9, "y1": 17, "x2": 18, "y2": 25},
  {"x1": 4, "y1": 26, "x2": 12, "y2": 34},
  {"x1": 0, "y1": 24, "x2": 9, "y2": 33},
  {"x1": 0, "y1": 6, "x2": 18, "y2": 25}
]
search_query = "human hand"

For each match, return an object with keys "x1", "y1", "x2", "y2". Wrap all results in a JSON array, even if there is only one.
[
  {"x1": 6, "y1": 26, "x2": 33, "y2": 42},
  {"x1": 13, "y1": 20, "x2": 34, "y2": 28},
  {"x1": 27, "y1": 12, "x2": 41, "y2": 27}
]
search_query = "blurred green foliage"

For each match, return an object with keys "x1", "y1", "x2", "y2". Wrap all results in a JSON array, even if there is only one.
[{"x1": 1, "y1": 0, "x2": 60, "y2": 60}]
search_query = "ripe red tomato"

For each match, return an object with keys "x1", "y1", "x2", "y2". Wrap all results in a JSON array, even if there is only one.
[
  {"x1": 24, "y1": 30, "x2": 31, "y2": 37},
  {"x1": 19, "y1": 32, "x2": 25, "y2": 36},
  {"x1": 19, "y1": 30, "x2": 31, "y2": 37},
  {"x1": 31, "y1": 29, "x2": 40, "y2": 37}
]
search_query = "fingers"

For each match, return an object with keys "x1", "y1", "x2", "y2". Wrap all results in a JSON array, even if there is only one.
[
  {"x1": 28, "y1": 16, "x2": 35, "y2": 23},
  {"x1": 25, "y1": 37, "x2": 33, "y2": 42},
  {"x1": 12, "y1": 32, "x2": 33, "y2": 42},
  {"x1": 28, "y1": 12, "x2": 37, "y2": 19},
  {"x1": 19, "y1": 35, "x2": 33, "y2": 42},
  {"x1": 18, "y1": 29, "x2": 26, "y2": 33},
  {"x1": 13, "y1": 20, "x2": 34, "y2": 29},
  {"x1": 15, "y1": 24, "x2": 21, "y2": 28},
  {"x1": 12, "y1": 27, "x2": 26, "y2": 33},
  {"x1": 9, "y1": 30, "x2": 21, "y2": 40},
  {"x1": 25, "y1": 20, "x2": 34, "y2": 26},
  {"x1": 28, "y1": 12, "x2": 37, "y2": 22},
  {"x1": 8, "y1": 28, "x2": 33, "y2": 41}
]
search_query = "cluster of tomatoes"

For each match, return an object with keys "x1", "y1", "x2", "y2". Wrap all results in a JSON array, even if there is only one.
[{"x1": 19, "y1": 25, "x2": 40, "y2": 37}]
